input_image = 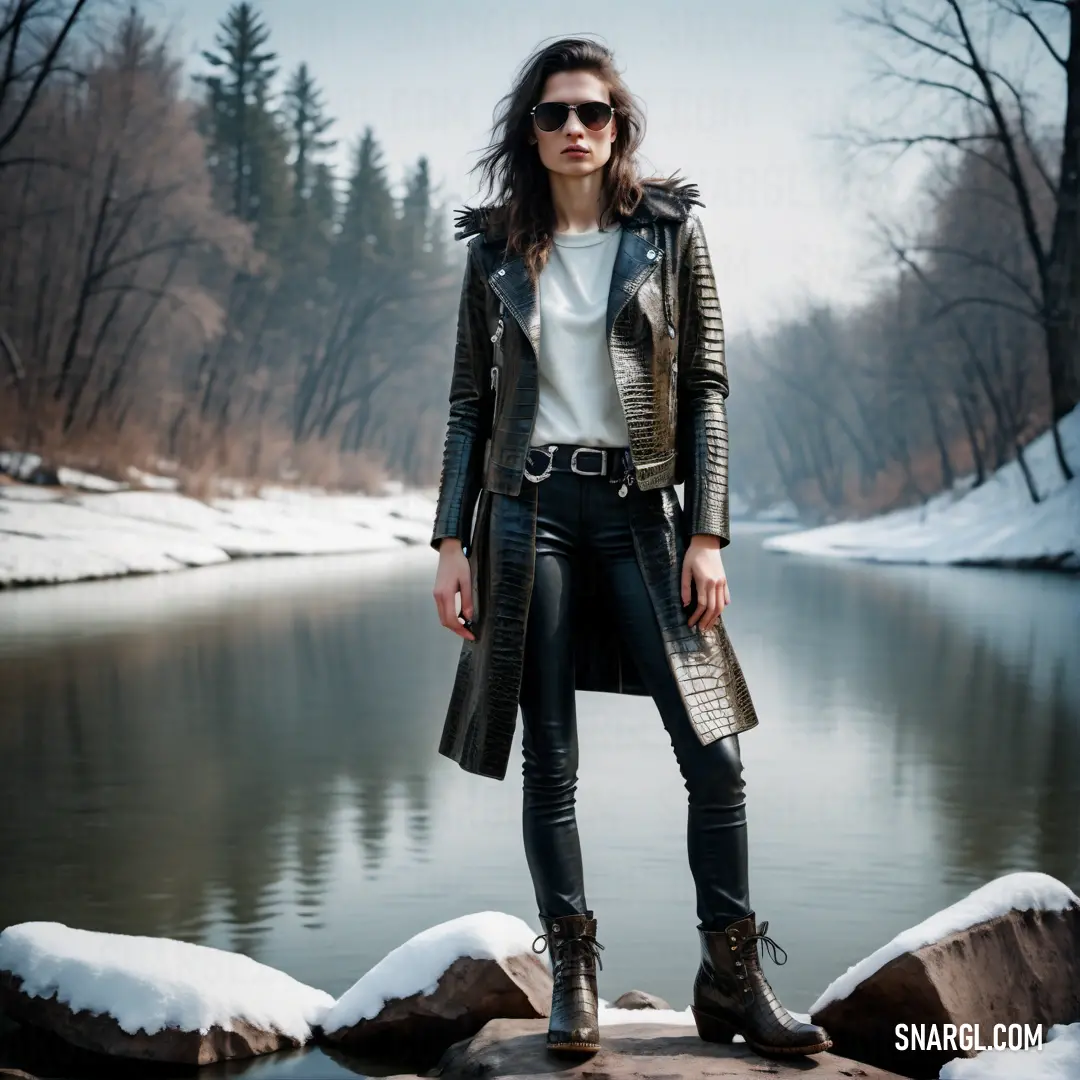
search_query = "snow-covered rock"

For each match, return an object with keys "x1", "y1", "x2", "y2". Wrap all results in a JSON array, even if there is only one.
[
  {"x1": 320, "y1": 912, "x2": 551, "y2": 1061},
  {"x1": 0, "y1": 922, "x2": 334, "y2": 1065},
  {"x1": 0, "y1": 452, "x2": 45, "y2": 481},
  {"x1": 0, "y1": 452, "x2": 132, "y2": 492},
  {"x1": 55, "y1": 467, "x2": 127, "y2": 492},
  {"x1": 763, "y1": 407, "x2": 1080, "y2": 569},
  {"x1": 809, "y1": 872, "x2": 1080, "y2": 1078},
  {"x1": 126, "y1": 465, "x2": 179, "y2": 491},
  {"x1": 0, "y1": 483, "x2": 438, "y2": 588},
  {"x1": 611, "y1": 989, "x2": 673, "y2": 1011}
]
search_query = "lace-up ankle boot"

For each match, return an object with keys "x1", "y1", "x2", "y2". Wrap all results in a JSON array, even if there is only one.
[
  {"x1": 533, "y1": 911, "x2": 604, "y2": 1054},
  {"x1": 691, "y1": 911, "x2": 832, "y2": 1056}
]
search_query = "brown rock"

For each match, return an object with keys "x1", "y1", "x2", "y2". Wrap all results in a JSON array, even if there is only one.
[
  {"x1": 812, "y1": 904, "x2": 1080, "y2": 1079},
  {"x1": 320, "y1": 953, "x2": 552, "y2": 1065},
  {"x1": 0, "y1": 971, "x2": 306, "y2": 1065},
  {"x1": 611, "y1": 990, "x2": 672, "y2": 1010},
  {"x1": 433, "y1": 1017, "x2": 910, "y2": 1078}
]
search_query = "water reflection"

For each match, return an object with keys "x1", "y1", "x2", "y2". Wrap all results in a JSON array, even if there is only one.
[
  {"x1": 0, "y1": 536, "x2": 1077, "y2": 1077},
  {"x1": 0, "y1": 553, "x2": 448, "y2": 962},
  {"x1": 725, "y1": 546, "x2": 1079, "y2": 1006},
  {"x1": 744, "y1": 553, "x2": 1080, "y2": 889}
]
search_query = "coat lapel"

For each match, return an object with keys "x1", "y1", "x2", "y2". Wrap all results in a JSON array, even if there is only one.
[
  {"x1": 605, "y1": 227, "x2": 664, "y2": 341},
  {"x1": 487, "y1": 256, "x2": 538, "y2": 362},
  {"x1": 486, "y1": 224, "x2": 663, "y2": 368}
]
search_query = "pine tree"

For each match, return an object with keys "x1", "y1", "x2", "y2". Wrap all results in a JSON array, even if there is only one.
[
  {"x1": 308, "y1": 162, "x2": 338, "y2": 244},
  {"x1": 197, "y1": 2, "x2": 287, "y2": 245},
  {"x1": 283, "y1": 62, "x2": 335, "y2": 219},
  {"x1": 336, "y1": 127, "x2": 396, "y2": 276},
  {"x1": 429, "y1": 196, "x2": 451, "y2": 269},
  {"x1": 399, "y1": 156, "x2": 432, "y2": 265}
]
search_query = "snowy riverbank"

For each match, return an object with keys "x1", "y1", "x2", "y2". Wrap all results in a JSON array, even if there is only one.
[
  {"x1": 3, "y1": 407, "x2": 1078, "y2": 590},
  {"x1": 0, "y1": 453, "x2": 438, "y2": 589},
  {"x1": 763, "y1": 408, "x2": 1080, "y2": 570}
]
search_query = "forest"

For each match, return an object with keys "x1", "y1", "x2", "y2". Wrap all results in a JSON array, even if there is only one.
[
  {"x1": 736, "y1": 0, "x2": 1079, "y2": 516},
  {"x1": 0, "y1": 0, "x2": 460, "y2": 498},
  {"x1": 0, "y1": 0, "x2": 1076, "y2": 521}
]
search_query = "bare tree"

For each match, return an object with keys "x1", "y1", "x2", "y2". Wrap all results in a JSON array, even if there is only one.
[
  {"x1": 872, "y1": 147, "x2": 1048, "y2": 500},
  {"x1": 0, "y1": 0, "x2": 90, "y2": 165},
  {"x1": 846, "y1": 0, "x2": 1079, "y2": 479},
  {"x1": 0, "y1": 7, "x2": 252, "y2": 456}
]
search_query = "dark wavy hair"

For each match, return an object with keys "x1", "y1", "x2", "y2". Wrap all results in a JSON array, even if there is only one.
[{"x1": 469, "y1": 36, "x2": 666, "y2": 280}]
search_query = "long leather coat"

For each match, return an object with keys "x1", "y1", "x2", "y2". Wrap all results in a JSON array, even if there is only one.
[{"x1": 430, "y1": 176, "x2": 758, "y2": 780}]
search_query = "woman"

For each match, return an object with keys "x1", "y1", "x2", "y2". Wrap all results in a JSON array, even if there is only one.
[{"x1": 430, "y1": 37, "x2": 831, "y2": 1061}]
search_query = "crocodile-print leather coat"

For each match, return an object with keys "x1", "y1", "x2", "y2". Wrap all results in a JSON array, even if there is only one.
[{"x1": 431, "y1": 176, "x2": 759, "y2": 780}]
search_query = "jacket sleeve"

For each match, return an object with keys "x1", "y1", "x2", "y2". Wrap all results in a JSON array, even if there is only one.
[
  {"x1": 676, "y1": 211, "x2": 730, "y2": 548},
  {"x1": 430, "y1": 237, "x2": 491, "y2": 552}
]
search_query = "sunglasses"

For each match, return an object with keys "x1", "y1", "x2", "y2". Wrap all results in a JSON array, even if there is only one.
[{"x1": 531, "y1": 100, "x2": 616, "y2": 133}]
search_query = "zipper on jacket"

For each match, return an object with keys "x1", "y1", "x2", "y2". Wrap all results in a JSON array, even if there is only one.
[
  {"x1": 605, "y1": 245, "x2": 664, "y2": 488},
  {"x1": 489, "y1": 306, "x2": 504, "y2": 433}
]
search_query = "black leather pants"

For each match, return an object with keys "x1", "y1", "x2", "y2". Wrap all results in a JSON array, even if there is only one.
[{"x1": 518, "y1": 465, "x2": 751, "y2": 931}]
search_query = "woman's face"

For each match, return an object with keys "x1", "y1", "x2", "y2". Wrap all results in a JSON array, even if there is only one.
[{"x1": 530, "y1": 69, "x2": 616, "y2": 178}]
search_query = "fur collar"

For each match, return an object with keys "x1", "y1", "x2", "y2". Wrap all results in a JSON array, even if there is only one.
[{"x1": 452, "y1": 174, "x2": 703, "y2": 243}]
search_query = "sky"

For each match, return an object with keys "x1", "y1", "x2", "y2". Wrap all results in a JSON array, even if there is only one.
[{"x1": 159, "y1": 0, "x2": 939, "y2": 335}]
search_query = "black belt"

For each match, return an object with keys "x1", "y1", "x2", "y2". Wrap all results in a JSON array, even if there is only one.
[{"x1": 524, "y1": 442, "x2": 636, "y2": 494}]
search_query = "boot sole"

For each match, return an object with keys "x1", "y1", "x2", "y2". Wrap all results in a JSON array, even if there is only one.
[
  {"x1": 692, "y1": 1006, "x2": 833, "y2": 1056},
  {"x1": 548, "y1": 1040, "x2": 600, "y2": 1054}
]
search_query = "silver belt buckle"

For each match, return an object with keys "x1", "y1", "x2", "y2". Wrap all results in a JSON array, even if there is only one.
[
  {"x1": 570, "y1": 447, "x2": 607, "y2": 476},
  {"x1": 524, "y1": 444, "x2": 557, "y2": 482}
]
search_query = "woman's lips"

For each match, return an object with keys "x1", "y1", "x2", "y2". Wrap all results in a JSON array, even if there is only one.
[{"x1": 563, "y1": 147, "x2": 589, "y2": 155}]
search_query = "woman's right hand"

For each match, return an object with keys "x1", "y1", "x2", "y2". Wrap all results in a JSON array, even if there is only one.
[{"x1": 433, "y1": 540, "x2": 476, "y2": 641}]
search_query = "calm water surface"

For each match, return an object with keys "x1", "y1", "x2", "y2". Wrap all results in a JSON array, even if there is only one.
[{"x1": 1, "y1": 527, "x2": 1077, "y2": 1078}]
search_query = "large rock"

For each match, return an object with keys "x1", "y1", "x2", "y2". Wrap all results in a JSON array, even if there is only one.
[
  {"x1": 0, "y1": 922, "x2": 332, "y2": 1067},
  {"x1": 0, "y1": 972, "x2": 305, "y2": 1065},
  {"x1": 432, "y1": 1017, "x2": 910, "y2": 1078},
  {"x1": 319, "y1": 953, "x2": 552, "y2": 1064},
  {"x1": 812, "y1": 905, "x2": 1080, "y2": 1079},
  {"x1": 611, "y1": 990, "x2": 671, "y2": 1010}
]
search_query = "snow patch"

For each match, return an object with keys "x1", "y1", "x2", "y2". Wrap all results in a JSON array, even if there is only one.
[
  {"x1": 0, "y1": 451, "x2": 43, "y2": 480},
  {"x1": 322, "y1": 912, "x2": 545, "y2": 1032},
  {"x1": 597, "y1": 1004, "x2": 698, "y2": 1027},
  {"x1": 0, "y1": 922, "x2": 333, "y2": 1040},
  {"x1": 56, "y1": 467, "x2": 128, "y2": 492},
  {"x1": 127, "y1": 466, "x2": 180, "y2": 491},
  {"x1": 810, "y1": 872, "x2": 1080, "y2": 1014},
  {"x1": 0, "y1": 483, "x2": 436, "y2": 587},
  {"x1": 764, "y1": 407, "x2": 1080, "y2": 568},
  {"x1": 938, "y1": 1023, "x2": 1080, "y2": 1079}
]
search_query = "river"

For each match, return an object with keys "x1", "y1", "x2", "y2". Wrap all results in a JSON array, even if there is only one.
[{"x1": 1, "y1": 527, "x2": 1077, "y2": 1077}]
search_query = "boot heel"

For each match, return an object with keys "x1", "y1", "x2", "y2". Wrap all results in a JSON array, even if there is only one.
[{"x1": 692, "y1": 1006, "x2": 737, "y2": 1043}]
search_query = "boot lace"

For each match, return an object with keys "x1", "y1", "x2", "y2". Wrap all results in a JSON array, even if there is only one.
[
  {"x1": 741, "y1": 919, "x2": 788, "y2": 966},
  {"x1": 533, "y1": 930, "x2": 605, "y2": 972}
]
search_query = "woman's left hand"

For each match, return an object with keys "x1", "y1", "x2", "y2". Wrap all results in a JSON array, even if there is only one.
[{"x1": 681, "y1": 535, "x2": 730, "y2": 631}]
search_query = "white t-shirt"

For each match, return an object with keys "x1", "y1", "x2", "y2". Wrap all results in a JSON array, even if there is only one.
[{"x1": 532, "y1": 223, "x2": 629, "y2": 447}]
